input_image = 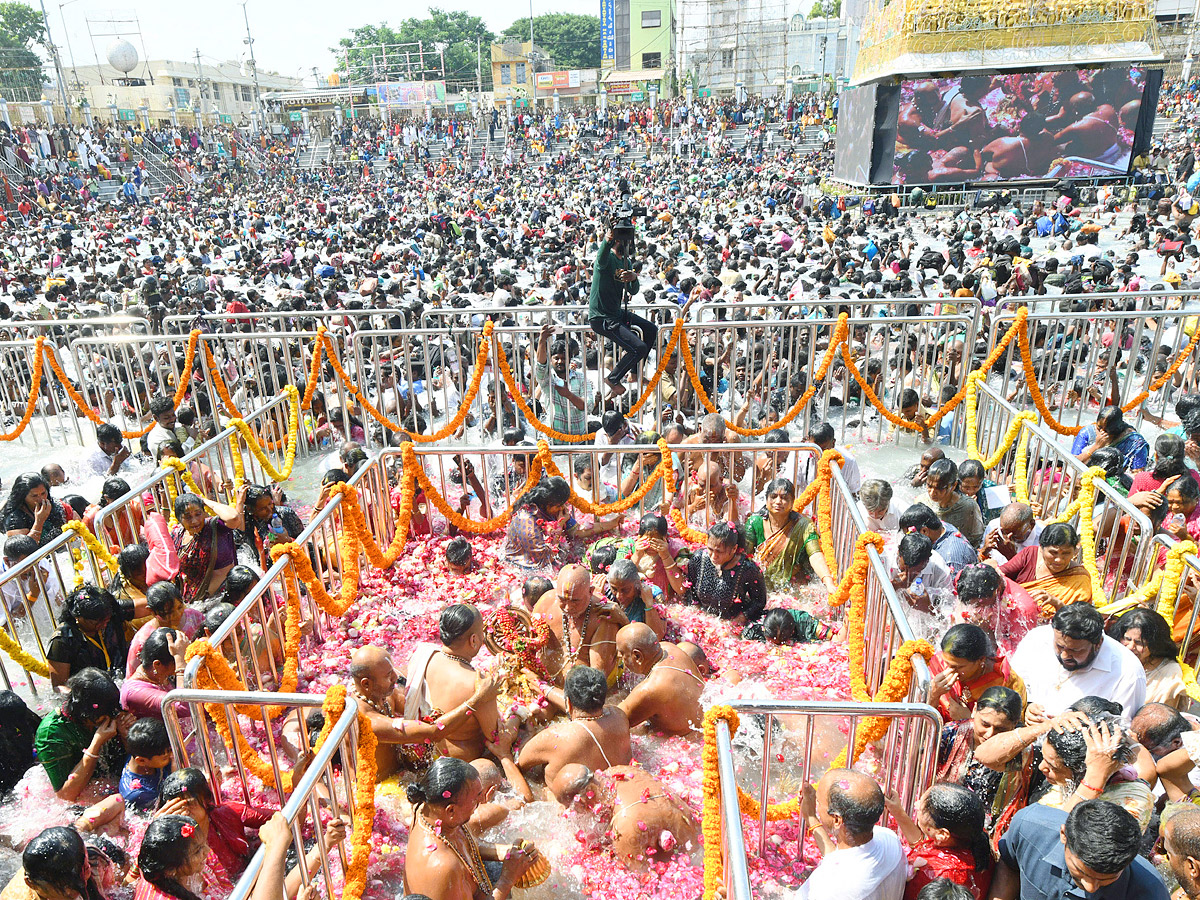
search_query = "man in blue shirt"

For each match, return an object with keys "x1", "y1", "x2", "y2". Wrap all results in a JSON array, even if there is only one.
[{"x1": 991, "y1": 800, "x2": 1168, "y2": 900}]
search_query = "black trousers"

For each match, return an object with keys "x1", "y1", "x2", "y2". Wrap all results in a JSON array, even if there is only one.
[{"x1": 591, "y1": 311, "x2": 658, "y2": 383}]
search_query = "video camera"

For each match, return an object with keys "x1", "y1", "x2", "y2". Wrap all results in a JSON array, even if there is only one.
[{"x1": 612, "y1": 177, "x2": 647, "y2": 231}]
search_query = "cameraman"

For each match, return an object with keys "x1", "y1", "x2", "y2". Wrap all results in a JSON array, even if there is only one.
[{"x1": 589, "y1": 223, "x2": 656, "y2": 398}]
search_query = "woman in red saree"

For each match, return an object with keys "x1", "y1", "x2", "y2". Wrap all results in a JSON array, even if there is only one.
[
  {"x1": 929, "y1": 623, "x2": 1026, "y2": 721},
  {"x1": 936, "y1": 686, "x2": 1032, "y2": 853},
  {"x1": 885, "y1": 783, "x2": 994, "y2": 899}
]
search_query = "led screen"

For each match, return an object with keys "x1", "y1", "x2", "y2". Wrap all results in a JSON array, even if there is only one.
[{"x1": 892, "y1": 67, "x2": 1146, "y2": 184}]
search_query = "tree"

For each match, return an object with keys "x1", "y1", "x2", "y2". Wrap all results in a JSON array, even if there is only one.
[
  {"x1": 500, "y1": 13, "x2": 600, "y2": 69},
  {"x1": 0, "y1": 3, "x2": 46, "y2": 102},
  {"x1": 333, "y1": 10, "x2": 494, "y2": 86},
  {"x1": 808, "y1": 0, "x2": 842, "y2": 16}
]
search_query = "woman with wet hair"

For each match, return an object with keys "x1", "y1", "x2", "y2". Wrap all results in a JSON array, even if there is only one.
[
  {"x1": 885, "y1": 782, "x2": 994, "y2": 898},
  {"x1": 33, "y1": 668, "x2": 128, "y2": 802},
  {"x1": 1, "y1": 825, "x2": 109, "y2": 900},
  {"x1": 170, "y1": 487, "x2": 246, "y2": 606},
  {"x1": 134, "y1": 816, "x2": 207, "y2": 900},
  {"x1": 46, "y1": 585, "x2": 142, "y2": 687},
  {"x1": 404, "y1": 757, "x2": 541, "y2": 900}
]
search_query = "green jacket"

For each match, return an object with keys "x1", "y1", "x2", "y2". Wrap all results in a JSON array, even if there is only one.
[{"x1": 588, "y1": 239, "x2": 639, "y2": 322}]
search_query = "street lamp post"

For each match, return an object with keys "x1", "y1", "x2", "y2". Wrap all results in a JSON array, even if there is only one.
[
  {"x1": 37, "y1": 0, "x2": 71, "y2": 124},
  {"x1": 58, "y1": 0, "x2": 82, "y2": 102}
]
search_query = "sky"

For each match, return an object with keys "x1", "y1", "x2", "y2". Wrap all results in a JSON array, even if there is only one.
[{"x1": 50, "y1": 0, "x2": 552, "y2": 88}]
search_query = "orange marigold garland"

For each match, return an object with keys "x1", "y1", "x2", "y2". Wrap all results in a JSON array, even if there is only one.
[{"x1": 493, "y1": 335, "x2": 599, "y2": 442}]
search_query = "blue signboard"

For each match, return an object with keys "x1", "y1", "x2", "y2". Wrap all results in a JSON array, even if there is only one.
[{"x1": 601, "y1": 0, "x2": 615, "y2": 65}]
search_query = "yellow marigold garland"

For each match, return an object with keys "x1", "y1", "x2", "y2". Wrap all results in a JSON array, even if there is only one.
[
  {"x1": 493, "y1": 334, "x2": 599, "y2": 442},
  {"x1": 0, "y1": 627, "x2": 50, "y2": 677},
  {"x1": 700, "y1": 534, "x2": 933, "y2": 897},
  {"x1": 1073, "y1": 467, "x2": 1109, "y2": 602},
  {"x1": 965, "y1": 374, "x2": 1039, "y2": 470},
  {"x1": 229, "y1": 384, "x2": 302, "y2": 482},
  {"x1": 538, "y1": 438, "x2": 668, "y2": 516}
]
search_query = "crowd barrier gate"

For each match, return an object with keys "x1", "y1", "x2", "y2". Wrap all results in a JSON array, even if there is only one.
[
  {"x1": 163, "y1": 688, "x2": 361, "y2": 900},
  {"x1": 0, "y1": 394, "x2": 295, "y2": 696}
]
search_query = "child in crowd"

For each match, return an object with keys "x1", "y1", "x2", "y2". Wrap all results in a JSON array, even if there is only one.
[{"x1": 119, "y1": 718, "x2": 174, "y2": 812}]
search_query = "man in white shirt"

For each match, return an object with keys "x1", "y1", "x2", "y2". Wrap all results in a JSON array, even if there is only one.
[
  {"x1": 981, "y1": 501, "x2": 1043, "y2": 565},
  {"x1": 595, "y1": 409, "x2": 639, "y2": 490},
  {"x1": 793, "y1": 768, "x2": 906, "y2": 900},
  {"x1": 1012, "y1": 603, "x2": 1146, "y2": 725},
  {"x1": 886, "y1": 532, "x2": 953, "y2": 609}
]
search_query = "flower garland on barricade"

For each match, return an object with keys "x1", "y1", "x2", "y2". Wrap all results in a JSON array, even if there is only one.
[
  {"x1": 228, "y1": 384, "x2": 302, "y2": 484},
  {"x1": 964, "y1": 374, "x2": 1038, "y2": 471},
  {"x1": 10, "y1": 303, "x2": 1200, "y2": 450},
  {"x1": 494, "y1": 333, "x2": 599, "y2": 442},
  {"x1": 681, "y1": 315, "x2": 849, "y2": 438},
  {"x1": 700, "y1": 534, "x2": 934, "y2": 899},
  {"x1": 0, "y1": 628, "x2": 49, "y2": 677},
  {"x1": 843, "y1": 308, "x2": 1025, "y2": 433},
  {"x1": 42, "y1": 330, "x2": 200, "y2": 440},
  {"x1": 0, "y1": 336, "x2": 45, "y2": 443},
  {"x1": 62, "y1": 520, "x2": 119, "y2": 589},
  {"x1": 538, "y1": 438, "x2": 670, "y2": 517},
  {"x1": 1012, "y1": 425, "x2": 1034, "y2": 505},
  {"x1": 159, "y1": 458, "x2": 212, "y2": 527},
  {"x1": 1069, "y1": 467, "x2": 1109, "y2": 602},
  {"x1": 311, "y1": 323, "x2": 495, "y2": 442}
]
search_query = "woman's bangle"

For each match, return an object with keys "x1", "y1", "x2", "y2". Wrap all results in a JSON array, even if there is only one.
[{"x1": 81, "y1": 749, "x2": 99, "y2": 761}]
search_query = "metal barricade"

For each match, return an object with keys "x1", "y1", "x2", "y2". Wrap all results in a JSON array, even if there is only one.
[
  {"x1": 0, "y1": 527, "x2": 88, "y2": 695},
  {"x1": 0, "y1": 316, "x2": 152, "y2": 341},
  {"x1": 968, "y1": 382, "x2": 1152, "y2": 600},
  {"x1": 91, "y1": 392, "x2": 300, "y2": 557},
  {"x1": 987, "y1": 306, "x2": 1200, "y2": 434},
  {"x1": 381, "y1": 441, "x2": 821, "y2": 538},
  {"x1": 162, "y1": 308, "x2": 399, "y2": 335},
  {"x1": 830, "y1": 460, "x2": 933, "y2": 700},
  {"x1": 0, "y1": 338, "x2": 84, "y2": 445},
  {"x1": 68, "y1": 332, "x2": 181, "y2": 447},
  {"x1": 181, "y1": 451, "x2": 379, "y2": 694},
  {"x1": 163, "y1": 688, "x2": 360, "y2": 900},
  {"x1": 716, "y1": 699, "x2": 942, "y2": 880}
]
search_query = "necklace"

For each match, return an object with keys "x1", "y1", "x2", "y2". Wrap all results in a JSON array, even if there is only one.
[
  {"x1": 563, "y1": 603, "x2": 591, "y2": 663},
  {"x1": 419, "y1": 809, "x2": 491, "y2": 893},
  {"x1": 352, "y1": 687, "x2": 392, "y2": 717},
  {"x1": 440, "y1": 650, "x2": 475, "y2": 668},
  {"x1": 573, "y1": 710, "x2": 605, "y2": 721}
]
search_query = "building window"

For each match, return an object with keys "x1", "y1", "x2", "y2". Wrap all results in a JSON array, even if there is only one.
[
  {"x1": 501, "y1": 63, "x2": 511, "y2": 84},
  {"x1": 616, "y1": 0, "x2": 631, "y2": 69},
  {"x1": 791, "y1": 64, "x2": 802, "y2": 76},
  {"x1": 171, "y1": 77, "x2": 181, "y2": 87},
  {"x1": 641, "y1": 9, "x2": 661, "y2": 27},
  {"x1": 722, "y1": 49, "x2": 734, "y2": 68},
  {"x1": 642, "y1": 52, "x2": 661, "y2": 69},
  {"x1": 516, "y1": 63, "x2": 526, "y2": 83},
  {"x1": 241, "y1": 85, "x2": 252, "y2": 101},
  {"x1": 212, "y1": 83, "x2": 220, "y2": 99}
]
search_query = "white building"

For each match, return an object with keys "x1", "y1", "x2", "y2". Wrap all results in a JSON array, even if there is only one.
[
  {"x1": 65, "y1": 58, "x2": 303, "y2": 126},
  {"x1": 786, "y1": 14, "x2": 847, "y2": 88},
  {"x1": 677, "y1": 0, "x2": 789, "y2": 96}
]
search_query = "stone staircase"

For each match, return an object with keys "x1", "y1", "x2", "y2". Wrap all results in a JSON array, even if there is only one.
[{"x1": 351, "y1": 121, "x2": 820, "y2": 178}]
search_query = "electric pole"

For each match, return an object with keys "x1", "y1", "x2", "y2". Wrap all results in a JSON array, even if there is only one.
[
  {"x1": 37, "y1": 0, "x2": 71, "y2": 123},
  {"x1": 241, "y1": 2, "x2": 263, "y2": 120},
  {"x1": 476, "y1": 35, "x2": 482, "y2": 95}
]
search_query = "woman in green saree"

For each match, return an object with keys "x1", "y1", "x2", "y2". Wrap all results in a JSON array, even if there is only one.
[{"x1": 745, "y1": 478, "x2": 838, "y2": 593}]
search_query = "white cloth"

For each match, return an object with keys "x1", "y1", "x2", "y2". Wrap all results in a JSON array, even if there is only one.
[
  {"x1": 801, "y1": 447, "x2": 862, "y2": 496},
  {"x1": 403, "y1": 642, "x2": 440, "y2": 720},
  {"x1": 791, "y1": 827, "x2": 906, "y2": 900},
  {"x1": 982, "y1": 518, "x2": 1044, "y2": 565},
  {"x1": 1011, "y1": 627, "x2": 1147, "y2": 724},
  {"x1": 858, "y1": 497, "x2": 903, "y2": 533}
]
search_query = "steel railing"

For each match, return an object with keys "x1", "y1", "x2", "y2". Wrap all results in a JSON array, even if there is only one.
[{"x1": 163, "y1": 688, "x2": 360, "y2": 900}]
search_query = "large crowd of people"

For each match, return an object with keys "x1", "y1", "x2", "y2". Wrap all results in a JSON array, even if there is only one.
[{"x1": 4, "y1": 70, "x2": 1200, "y2": 900}]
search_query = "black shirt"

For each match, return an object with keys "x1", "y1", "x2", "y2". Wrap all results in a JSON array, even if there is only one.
[
  {"x1": 47, "y1": 598, "x2": 136, "y2": 678},
  {"x1": 684, "y1": 552, "x2": 767, "y2": 621}
]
